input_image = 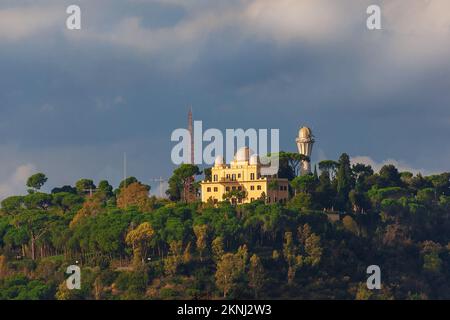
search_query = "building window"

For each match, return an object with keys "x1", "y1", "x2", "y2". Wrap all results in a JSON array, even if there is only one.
[
  {"x1": 207, "y1": 187, "x2": 211, "y2": 192},
  {"x1": 238, "y1": 173, "x2": 241, "y2": 178},
  {"x1": 226, "y1": 187, "x2": 230, "y2": 191},
  {"x1": 213, "y1": 175, "x2": 218, "y2": 182},
  {"x1": 250, "y1": 185, "x2": 254, "y2": 190},
  {"x1": 214, "y1": 187, "x2": 218, "y2": 192},
  {"x1": 257, "y1": 185, "x2": 261, "y2": 190},
  {"x1": 238, "y1": 186, "x2": 242, "y2": 191},
  {"x1": 232, "y1": 186, "x2": 236, "y2": 190},
  {"x1": 250, "y1": 197, "x2": 254, "y2": 202},
  {"x1": 268, "y1": 197, "x2": 271, "y2": 203},
  {"x1": 250, "y1": 173, "x2": 255, "y2": 180}
]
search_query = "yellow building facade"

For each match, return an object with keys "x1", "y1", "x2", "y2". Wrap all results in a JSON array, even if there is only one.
[{"x1": 201, "y1": 147, "x2": 289, "y2": 205}]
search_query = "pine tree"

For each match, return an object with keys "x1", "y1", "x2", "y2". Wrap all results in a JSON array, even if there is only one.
[{"x1": 125, "y1": 222, "x2": 154, "y2": 267}]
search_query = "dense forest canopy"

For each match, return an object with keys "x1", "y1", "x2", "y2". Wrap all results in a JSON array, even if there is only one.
[{"x1": 0, "y1": 153, "x2": 450, "y2": 300}]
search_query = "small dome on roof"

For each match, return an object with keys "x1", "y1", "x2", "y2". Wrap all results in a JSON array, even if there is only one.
[
  {"x1": 214, "y1": 155, "x2": 224, "y2": 166},
  {"x1": 234, "y1": 147, "x2": 254, "y2": 162},
  {"x1": 299, "y1": 127, "x2": 312, "y2": 139}
]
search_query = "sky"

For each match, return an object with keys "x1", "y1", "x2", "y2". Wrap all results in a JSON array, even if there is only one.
[{"x1": 1, "y1": 0, "x2": 450, "y2": 199}]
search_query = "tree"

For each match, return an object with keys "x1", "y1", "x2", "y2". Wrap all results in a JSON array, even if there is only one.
[
  {"x1": 126, "y1": 222, "x2": 155, "y2": 267},
  {"x1": 278, "y1": 152, "x2": 309, "y2": 177},
  {"x1": 248, "y1": 254, "x2": 264, "y2": 298},
  {"x1": 75, "y1": 179, "x2": 96, "y2": 195},
  {"x1": 215, "y1": 252, "x2": 243, "y2": 298},
  {"x1": 288, "y1": 192, "x2": 313, "y2": 211},
  {"x1": 164, "y1": 240, "x2": 183, "y2": 276},
  {"x1": 12, "y1": 209, "x2": 55, "y2": 260},
  {"x1": 417, "y1": 188, "x2": 434, "y2": 205},
  {"x1": 98, "y1": 180, "x2": 114, "y2": 198},
  {"x1": 235, "y1": 244, "x2": 248, "y2": 273},
  {"x1": 52, "y1": 192, "x2": 83, "y2": 213},
  {"x1": 212, "y1": 236, "x2": 224, "y2": 262},
  {"x1": 282, "y1": 225, "x2": 322, "y2": 285},
  {"x1": 117, "y1": 182, "x2": 152, "y2": 212},
  {"x1": 283, "y1": 232, "x2": 301, "y2": 284},
  {"x1": 222, "y1": 189, "x2": 246, "y2": 205},
  {"x1": 297, "y1": 224, "x2": 322, "y2": 267},
  {"x1": 70, "y1": 193, "x2": 105, "y2": 227},
  {"x1": 352, "y1": 163, "x2": 374, "y2": 192},
  {"x1": 318, "y1": 160, "x2": 339, "y2": 180},
  {"x1": 421, "y1": 241, "x2": 442, "y2": 273},
  {"x1": 349, "y1": 189, "x2": 370, "y2": 213},
  {"x1": 315, "y1": 171, "x2": 334, "y2": 209},
  {"x1": 277, "y1": 152, "x2": 295, "y2": 181},
  {"x1": 379, "y1": 164, "x2": 402, "y2": 188},
  {"x1": 51, "y1": 185, "x2": 77, "y2": 194},
  {"x1": 166, "y1": 164, "x2": 201, "y2": 202},
  {"x1": 290, "y1": 175, "x2": 316, "y2": 194},
  {"x1": 427, "y1": 173, "x2": 450, "y2": 199},
  {"x1": 304, "y1": 232, "x2": 322, "y2": 267},
  {"x1": 342, "y1": 215, "x2": 359, "y2": 235},
  {"x1": 23, "y1": 193, "x2": 52, "y2": 210},
  {"x1": 1, "y1": 196, "x2": 24, "y2": 214},
  {"x1": 336, "y1": 153, "x2": 354, "y2": 210},
  {"x1": 193, "y1": 224, "x2": 209, "y2": 261},
  {"x1": 26, "y1": 173, "x2": 47, "y2": 192},
  {"x1": 117, "y1": 177, "x2": 139, "y2": 191}
]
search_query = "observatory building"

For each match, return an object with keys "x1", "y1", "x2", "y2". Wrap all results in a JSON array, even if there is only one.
[
  {"x1": 296, "y1": 126, "x2": 315, "y2": 175},
  {"x1": 200, "y1": 147, "x2": 289, "y2": 205}
]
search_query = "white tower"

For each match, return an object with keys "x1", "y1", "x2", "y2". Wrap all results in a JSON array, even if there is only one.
[{"x1": 296, "y1": 126, "x2": 315, "y2": 175}]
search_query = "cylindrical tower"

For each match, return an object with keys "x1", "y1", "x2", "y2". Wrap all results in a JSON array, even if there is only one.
[{"x1": 296, "y1": 126, "x2": 315, "y2": 175}]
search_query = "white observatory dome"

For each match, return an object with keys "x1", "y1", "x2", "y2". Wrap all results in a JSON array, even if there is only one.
[
  {"x1": 214, "y1": 155, "x2": 224, "y2": 167},
  {"x1": 299, "y1": 127, "x2": 312, "y2": 139},
  {"x1": 249, "y1": 154, "x2": 259, "y2": 165},
  {"x1": 234, "y1": 147, "x2": 254, "y2": 162}
]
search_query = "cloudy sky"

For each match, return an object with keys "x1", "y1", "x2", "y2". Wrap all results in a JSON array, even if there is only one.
[{"x1": 1, "y1": 0, "x2": 450, "y2": 199}]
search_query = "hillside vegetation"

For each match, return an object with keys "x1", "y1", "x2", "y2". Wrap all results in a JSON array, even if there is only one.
[{"x1": 0, "y1": 153, "x2": 449, "y2": 300}]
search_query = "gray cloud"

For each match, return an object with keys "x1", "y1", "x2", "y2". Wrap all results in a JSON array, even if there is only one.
[{"x1": 0, "y1": 0, "x2": 449, "y2": 200}]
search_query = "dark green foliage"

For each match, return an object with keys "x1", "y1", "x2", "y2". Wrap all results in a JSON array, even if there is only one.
[
  {"x1": 1, "y1": 164, "x2": 450, "y2": 300},
  {"x1": 26, "y1": 173, "x2": 48, "y2": 192},
  {"x1": 51, "y1": 185, "x2": 77, "y2": 194},
  {"x1": 75, "y1": 179, "x2": 96, "y2": 195},
  {"x1": 166, "y1": 164, "x2": 201, "y2": 202},
  {"x1": 0, "y1": 275, "x2": 55, "y2": 300}
]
